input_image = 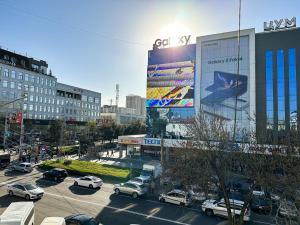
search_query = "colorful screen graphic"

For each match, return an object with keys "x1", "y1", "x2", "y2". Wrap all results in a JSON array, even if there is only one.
[{"x1": 146, "y1": 61, "x2": 194, "y2": 107}]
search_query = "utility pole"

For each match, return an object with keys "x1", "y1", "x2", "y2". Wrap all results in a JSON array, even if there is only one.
[
  {"x1": 160, "y1": 130, "x2": 164, "y2": 167},
  {"x1": 3, "y1": 112, "x2": 8, "y2": 152}
]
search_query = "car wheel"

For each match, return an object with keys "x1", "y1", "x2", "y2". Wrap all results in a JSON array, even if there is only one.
[
  {"x1": 115, "y1": 188, "x2": 120, "y2": 195},
  {"x1": 8, "y1": 190, "x2": 13, "y2": 196},
  {"x1": 205, "y1": 209, "x2": 214, "y2": 216},
  {"x1": 43, "y1": 174, "x2": 46, "y2": 179},
  {"x1": 25, "y1": 194, "x2": 30, "y2": 200},
  {"x1": 132, "y1": 192, "x2": 138, "y2": 199},
  {"x1": 160, "y1": 197, "x2": 165, "y2": 203},
  {"x1": 180, "y1": 202, "x2": 185, "y2": 206},
  {"x1": 89, "y1": 184, "x2": 93, "y2": 189},
  {"x1": 74, "y1": 181, "x2": 78, "y2": 186},
  {"x1": 54, "y1": 177, "x2": 58, "y2": 182}
]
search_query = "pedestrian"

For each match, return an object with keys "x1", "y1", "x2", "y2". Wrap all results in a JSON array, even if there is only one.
[
  {"x1": 35, "y1": 155, "x2": 38, "y2": 164},
  {"x1": 111, "y1": 149, "x2": 114, "y2": 157},
  {"x1": 106, "y1": 149, "x2": 109, "y2": 157},
  {"x1": 28, "y1": 153, "x2": 31, "y2": 163}
]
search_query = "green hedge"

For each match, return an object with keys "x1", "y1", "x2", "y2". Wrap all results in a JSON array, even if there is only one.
[{"x1": 39, "y1": 159, "x2": 140, "y2": 183}]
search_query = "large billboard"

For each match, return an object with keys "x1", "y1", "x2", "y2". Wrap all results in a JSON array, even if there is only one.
[
  {"x1": 200, "y1": 35, "x2": 251, "y2": 134},
  {"x1": 146, "y1": 45, "x2": 196, "y2": 108}
]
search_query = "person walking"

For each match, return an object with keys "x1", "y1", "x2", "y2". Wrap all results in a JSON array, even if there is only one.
[{"x1": 35, "y1": 155, "x2": 38, "y2": 164}]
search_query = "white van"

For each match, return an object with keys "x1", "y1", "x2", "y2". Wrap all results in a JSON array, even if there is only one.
[
  {"x1": 0, "y1": 202, "x2": 34, "y2": 225},
  {"x1": 40, "y1": 217, "x2": 66, "y2": 225}
]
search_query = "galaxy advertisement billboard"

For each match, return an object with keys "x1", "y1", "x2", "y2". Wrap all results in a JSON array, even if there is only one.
[{"x1": 200, "y1": 35, "x2": 251, "y2": 133}]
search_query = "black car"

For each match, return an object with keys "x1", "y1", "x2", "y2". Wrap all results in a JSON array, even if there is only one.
[
  {"x1": 65, "y1": 214, "x2": 100, "y2": 225},
  {"x1": 251, "y1": 197, "x2": 272, "y2": 214},
  {"x1": 43, "y1": 168, "x2": 68, "y2": 182}
]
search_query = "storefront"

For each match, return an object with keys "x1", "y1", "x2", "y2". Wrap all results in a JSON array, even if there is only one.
[{"x1": 118, "y1": 135, "x2": 145, "y2": 156}]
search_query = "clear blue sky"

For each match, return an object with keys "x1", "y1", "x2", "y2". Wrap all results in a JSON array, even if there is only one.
[{"x1": 0, "y1": 0, "x2": 298, "y2": 106}]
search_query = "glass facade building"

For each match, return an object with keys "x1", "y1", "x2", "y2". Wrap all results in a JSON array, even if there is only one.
[{"x1": 256, "y1": 27, "x2": 300, "y2": 144}]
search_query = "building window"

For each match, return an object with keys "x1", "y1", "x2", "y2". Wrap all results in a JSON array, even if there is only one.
[
  {"x1": 17, "y1": 83, "x2": 22, "y2": 90},
  {"x1": 289, "y1": 48, "x2": 297, "y2": 130},
  {"x1": 35, "y1": 96, "x2": 38, "y2": 102},
  {"x1": 36, "y1": 77, "x2": 40, "y2": 84},
  {"x1": 30, "y1": 85, "x2": 34, "y2": 92},
  {"x1": 23, "y1": 103, "x2": 27, "y2": 110},
  {"x1": 29, "y1": 95, "x2": 34, "y2": 102},
  {"x1": 11, "y1": 70, "x2": 16, "y2": 79},
  {"x1": 266, "y1": 51, "x2": 273, "y2": 130},
  {"x1": 10, "y1": 82, "x2": 15, "y2": 89},
  {"x1": 95, "y1": 98, "x2": 100, "y2": 104},
  {"x1": 3, "y1": 69, "x2": 9, "y2": 77},
  {"x1": 29, "y1": 105, "x2": 33, "y2": 111},
  {"x1": 277, "y1": 49, "x2": 285, "y2": 131},
  {"x1": 31, "y1": 76, "x2": 35, "y2": 83},
  {"x1": 24, "y1": 84, "x2": 28, "y2": 91},
  {"x1": 41, "y1": 78, "x2": 44, "y2": 85},
  {"x1": 18, "y1": 72, "x2": 23, "y2": 80},
  {"x1": 24, "y1": 74, "x2": 29, "y2": 81},
  {"x1": 35, "y1": 105, "x2": 38, "y2": 111},
  {"x1": 2, "y1": 80, "x2": 8, "y2": 88}
]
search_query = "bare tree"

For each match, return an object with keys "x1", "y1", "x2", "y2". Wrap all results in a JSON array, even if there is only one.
[{"x1": 164, "y1": 111, "x2": 300, "y2": 225}]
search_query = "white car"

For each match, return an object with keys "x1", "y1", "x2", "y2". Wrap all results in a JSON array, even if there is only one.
[
  {"x1": 13, "y1": 163, "x2": 33, "y2": 173},
  {"x1": 202, "y1": 198, "x2": 251, "y2": 222},
  {"x1": 74, "y1": 176, "x2": 103, "y2": 189},
  {"x1": 159, "y1": 189, "x2": 191, "y2": 206},
  {"x1": 7, "y1": 183, "x2": 44, "y2": 200}
]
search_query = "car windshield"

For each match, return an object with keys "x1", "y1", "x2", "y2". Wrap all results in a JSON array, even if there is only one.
[
  {"x1": 91, "y1": 177, "x2": 99, "y2": 181},
  {"x1": 136, "y1": 184, "x2": 146, "y2": 189},
  {"x1": 24, "y1": 184, "x2": 37, "y2": 190}
]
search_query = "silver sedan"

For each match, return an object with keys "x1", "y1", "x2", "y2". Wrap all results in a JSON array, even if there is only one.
[{"x1": 7, "y1": 183, "x2": 44, "y2": 200}]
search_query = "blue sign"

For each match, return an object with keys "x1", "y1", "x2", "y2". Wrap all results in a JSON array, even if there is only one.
[{"x1": 143, "y1": 138, "x2": 161, "y2": 146}]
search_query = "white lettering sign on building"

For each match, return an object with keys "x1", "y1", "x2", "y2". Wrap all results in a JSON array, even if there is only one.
[{"x1": 264, "y1": 17, "x2": 296, "y2": 31}]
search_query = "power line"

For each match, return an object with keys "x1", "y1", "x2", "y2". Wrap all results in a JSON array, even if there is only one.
[{"x1": 0, "y1": 1, "x2": 149, "y2": 47}]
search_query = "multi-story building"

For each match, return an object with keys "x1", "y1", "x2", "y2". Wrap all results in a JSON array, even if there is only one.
[
  {"x1": 0, "y1": 48, "x2": 101, "y2": 122},
  {"x1": 126, "y1": 95, "x2": 146, "y2": 116},
  {"x1": 141, "y1": 17, "x2": 299, "y2": 157},
  {"x1": 100, "y1": 104, "x2": 145, "y2": 125}
]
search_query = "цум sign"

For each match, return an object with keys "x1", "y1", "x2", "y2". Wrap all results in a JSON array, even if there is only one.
[
  {"x1": 153, "y1": 35, "x2": 191, "y2": 49},
  {"x1": 264, "y1": 17, "x2": 296, "y2": 31}
]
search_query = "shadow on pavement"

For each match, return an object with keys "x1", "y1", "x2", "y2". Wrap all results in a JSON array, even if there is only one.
[
  {"x1": 68, "y1": 185, "x2": 99, "y2": 195},
  {"x1": 0, "y1": 194, "x2": 26, "y2": 208},
  {"x1": 35, "y1": 177, "x2": 61, "y2": 188},
  {"x1": 4, "y1": 169, "x2": 26, "y2": 177}
]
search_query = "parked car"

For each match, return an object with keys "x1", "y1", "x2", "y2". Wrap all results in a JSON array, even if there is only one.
[
  {"x1": 201, "y1": 198, "x2": 251, "y2": 222},
  {"x1": 114, "y1": 181, "x2": 147, "y2": 198},
  {"x1": 43, "y1": 168, "x2": 68, "y2": 182},
  {"x1": 251, "y1": 197, "x2": 272, "y2": 214},
  {"x1": 65, "y1": 214, "x2": 100, "y2": 225},
  {"x1": 159, "y1": 189, "x2": 191, "y2": 206},
  {"x1": 7, "y1": 183, "x2": 44, "y2": 200},
  {"x1": 279, "y1": 200, "x2": 298, "y2": 218},
  {"x1": 130, "y1": 176, "x2": 151, "y2": 186},
  {"x1": 13, "y1": 162, "x2": 33, "y2": 173},
  {"x1": 74, "y1": 176, "x2": 103, "y2": 189}
]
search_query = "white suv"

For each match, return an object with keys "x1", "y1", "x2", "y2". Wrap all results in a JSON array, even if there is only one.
[
  {"x1": 202, "y1": 198, "x2": 251, "y2": 222},
  {"x1": 159, "y1": 189, "x2": 191, "y2": 206}
]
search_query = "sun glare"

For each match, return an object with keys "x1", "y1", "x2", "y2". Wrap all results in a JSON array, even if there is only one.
[{"x1": 159, "y1": 22, "x2": 190, "y2": 47}]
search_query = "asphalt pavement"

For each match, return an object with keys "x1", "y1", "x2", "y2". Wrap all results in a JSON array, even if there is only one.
[{"x1": 0, "y1": 167, "x2": 275, "y2": 225}]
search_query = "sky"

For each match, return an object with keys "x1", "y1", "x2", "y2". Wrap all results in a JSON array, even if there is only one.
[{"x1": 0, "y1": 0, "x2": 299, "y2": 106}]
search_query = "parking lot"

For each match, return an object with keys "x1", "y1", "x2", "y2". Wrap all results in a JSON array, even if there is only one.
[{"x1": 0, "y1": 166, "x2": 278, "y2": 225}]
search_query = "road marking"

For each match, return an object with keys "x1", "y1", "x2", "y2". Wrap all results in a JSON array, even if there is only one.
[
  {"x1": 252, "y1": 220, "x2": 274, "y2": 225},
  {"x1": 45, "y1": 191, "x2": 191, "y2": 225}
]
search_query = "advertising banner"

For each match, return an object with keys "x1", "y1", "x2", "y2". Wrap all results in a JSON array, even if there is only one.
[
  {"x1": 146, "y1": 61, "x2": 194, "y2": 107},
  {"x1": 200, "y1": 36, "x2": 250, "y2": 134}
]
